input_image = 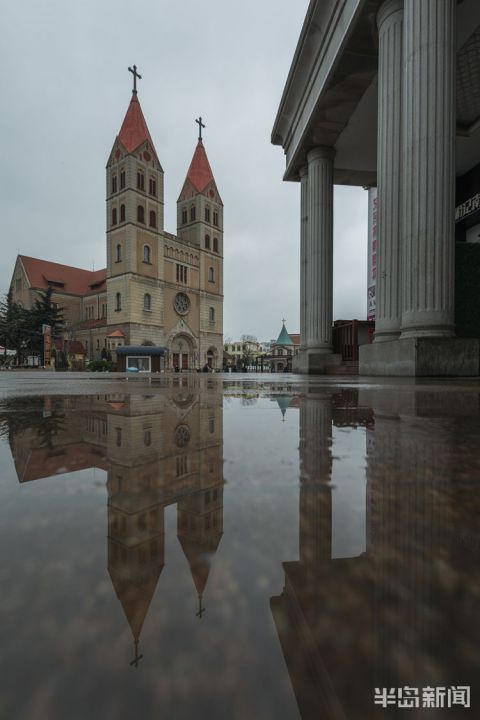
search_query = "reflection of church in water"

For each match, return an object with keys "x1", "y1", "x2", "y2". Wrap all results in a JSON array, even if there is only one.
[
  {"x1": 6, "y1": 378, "x2": 223, "y2": 666},
  {"x1": 271, "y1": 388, "x2": 480, "y2": 720}
]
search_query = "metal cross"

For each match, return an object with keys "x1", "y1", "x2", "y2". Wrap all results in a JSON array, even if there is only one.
[
  {"x1": 196, "y1": 116, "x2": 206, "y2": 141},
  {"x1": 196, "y1": 595, "x2": 206, "y2": 619},
  {"x1": 282, "y1": 318, "x2": 286, "y2": 325},
  {"x1": 128, "y1": 65, "x2": 142, "y2": 93},
  {"x1": 129, "y1": 640, "x2": 144, "y2": 668}
]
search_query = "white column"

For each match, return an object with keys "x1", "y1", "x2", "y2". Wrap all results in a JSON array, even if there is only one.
[
  {"x1": 401, "y1": 0, "x2": 456, "y2": 338},
  {"x1": 299, "y1": 165, "x2": 308, "y2": 350},
  {"x1": 306, "y1": 147, "x2": 335, "y2": 352},
  {"x1": 375, "y1": 0, "x2": 403, "y2": 342}
]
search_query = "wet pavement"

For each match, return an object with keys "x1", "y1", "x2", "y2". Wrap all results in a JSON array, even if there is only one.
[{"x1": 0, "y1": 372, "x2": 479, "y2": 719}]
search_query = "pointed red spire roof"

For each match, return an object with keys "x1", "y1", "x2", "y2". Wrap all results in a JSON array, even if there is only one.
[
  {"x1": 185, "y1": 140, "x2": 215, "y2": 193},
  {"x1": 117, "y1": 92, "x2": 156, "y2": 155}
]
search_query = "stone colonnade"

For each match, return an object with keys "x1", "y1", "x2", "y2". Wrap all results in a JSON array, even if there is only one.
[{"x1": 298, "y1": 0, "x2": 461, "y2": 373}]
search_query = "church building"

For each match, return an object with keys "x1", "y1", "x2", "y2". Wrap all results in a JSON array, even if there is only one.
[{"x1": 9, "y1": 69, "x2": 224, "y2": 370}]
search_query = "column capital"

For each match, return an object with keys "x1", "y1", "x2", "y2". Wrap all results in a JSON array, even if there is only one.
[
  {"x1": 377, "y1": 0, "x2": 403, "y2": 30},
  {"x1": 307, "y1": 146, "x2": 335, "y2": 164}
]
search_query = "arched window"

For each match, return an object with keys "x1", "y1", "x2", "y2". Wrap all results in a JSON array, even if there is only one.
[
  {"x1": 137, "y1": 205, "x2": 145, "y2": 223},
  {"x1": 111, "y1": 175, "x2": 117, "y2": 194},
  {"x1": 213, "y1": 237, "x2": 218, "y2": 252},
  {"x1": 149, "y1": 210, "x2": 156, "y2": 228},
  {"x1": 144, "y1": 293, "x2": 151, "y2": 311},
  {"x1": 120, "y1": 204, "x2": 125, "y2": 222},
  {"x1": 182, "y1": 208, "x2": 187, "y2": 224},
  {"x1": 137, "y1": 171, "x2": 145, "y2": 191},
  {"x1": 143, "y1": 245, "x2": 151, "y2": 264},
  {"x1": 208, "y1": 267, "x2": 215, "y2": 283},
  {"x1": 190, "y1": 206, "x2": 196, "y2": 221},
  {"x1": 112, "y1": 207, "x2": 117, "y2": 225},
  {"x1": 205, "y1": 207, "x2": 211, "y2": 222},
  {"x1": 209, "y1": 307, "x2": 215, "y2": 322},
  {"x1": 213, "y1": 210, "x2": 219, "y2": 226},
  {"x1": 120, "y1": 169, "x2": 125, "y2": 189},
  {"x1": 115, "y1": 292, "x2": 121, "y2": 311},
  {"x1": 116, "y1": 244, "x2": 122, "y2": 262},
  {"x1": 205, "y1": 234, "x2": 211, "y2": 249}
]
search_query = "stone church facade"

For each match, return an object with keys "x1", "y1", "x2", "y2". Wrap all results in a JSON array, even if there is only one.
[{"x1": 9, "y1": 83, "x2": 224, "y2": 370}]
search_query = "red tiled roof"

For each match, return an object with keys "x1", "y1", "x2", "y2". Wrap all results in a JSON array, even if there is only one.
[
  {"x1": 107, "y1": 329, "x2": 125, "y2": 338},
  {"x1": 185, "y1": 140, "x2": 215, "y2": 193},
  {"x1": 71, "y1": 318, "x2": 107, "y2": 331},
  {"x1": 20, "y1": 256, "x2": 106, "y2": 297},
  {"x1": 289, "y1": 334, "x2": 301, "y2": 345},
  {"x1": 117, "y1": 92, "x2": 157, "y2": 157},
  {"x1": 53, "y1": 339, "x2": 86, "y2": 354}
]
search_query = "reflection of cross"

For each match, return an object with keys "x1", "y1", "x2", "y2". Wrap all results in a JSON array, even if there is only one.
[
  {"x1": 196, "y1": 116, "x2": 206, "y2": 141},
  {"x1": 129, "y1": 640, "x2": 144, "y2": 668},
  {"x1": 196, "y1": 595, "x2": 206, "y2": 619},
  {"x1": 128, "y1": 65, "x2": 142, "y2": 93}
]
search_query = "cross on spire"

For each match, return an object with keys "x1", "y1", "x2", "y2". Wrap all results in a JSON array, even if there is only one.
[
  {"x1": 128, "y1": 64, "x2": 142, "y2": 94},
  {"x1": 129, "y1": 640, "x2": 143, "y2": 668},
  {"x1": 282, "y1": 318, "x2": 286, "y2": 325},
  {"x1": 196, "y1": 116, "x2": 206, "y2": 141},
  {"x1": 196, "y1": 595, "x2": 206, "y2": 619}
]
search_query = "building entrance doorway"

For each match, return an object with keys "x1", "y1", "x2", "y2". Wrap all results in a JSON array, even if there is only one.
[{"x1": 171, "y1": 334, "x2": 194, "y2": 371}]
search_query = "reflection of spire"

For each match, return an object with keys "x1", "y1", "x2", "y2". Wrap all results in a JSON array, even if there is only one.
[{"x1": 177, "y1": 485, "x2": 224, "y2": 616}]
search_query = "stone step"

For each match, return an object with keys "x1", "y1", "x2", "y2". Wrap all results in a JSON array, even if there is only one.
[{"x1": 325, "y1": 362, "x2": 359, "y2": 375}]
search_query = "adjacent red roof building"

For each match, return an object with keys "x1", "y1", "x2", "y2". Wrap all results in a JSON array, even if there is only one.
[{"x1": 20, "y1": 256, "x2": 106, "y2": 296}]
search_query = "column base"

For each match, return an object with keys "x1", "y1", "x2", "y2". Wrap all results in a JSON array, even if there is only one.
[
  {"x1": 294, "y1": 348, "x2": 342, "y2": 374},
  {"x1": 359, "y1": 337, "x2": 480, "y2": 377}
]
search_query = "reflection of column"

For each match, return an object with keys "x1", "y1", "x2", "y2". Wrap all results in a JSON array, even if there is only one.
[
  {"x1": 299, "y1": 165, "x2": 308, "y2": 356},
  {"x1": 306, "y1": 147, "x2": 334, "y2": 354},
  {"x1": 366, "y1": 408, "x2": 454, "y2": 690},
  {"x1": 374, "y1": 0, "x2": 403, "y2": 342},
  {"x1": 299, "y1": 396, "x2": 333, "y2": 565},
  {"x1": 401, "y1": 0, "x2": 456, "y2": 338}
]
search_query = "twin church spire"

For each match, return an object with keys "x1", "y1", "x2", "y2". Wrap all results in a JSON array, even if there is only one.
[{"x1": 114, "y1": 65, "x2": 217, "y2": 200}]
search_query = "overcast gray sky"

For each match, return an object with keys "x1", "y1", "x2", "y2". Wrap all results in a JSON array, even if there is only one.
[{"x1": 1, "y1": 0, "x2": 368, "y2": 342}]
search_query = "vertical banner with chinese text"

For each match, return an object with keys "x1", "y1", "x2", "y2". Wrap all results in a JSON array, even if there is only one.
[{"x1": 367, "y1": 187, "x2": 378, "y2": 321}]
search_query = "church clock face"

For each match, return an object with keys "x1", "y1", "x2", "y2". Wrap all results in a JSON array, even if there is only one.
[{"x1": 174, "y1": 292, "x2": 190, "y2": 315}]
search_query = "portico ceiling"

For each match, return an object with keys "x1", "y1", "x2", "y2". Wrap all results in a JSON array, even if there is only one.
[{"x1": 273, "y1": 0, "x2": 480, "y2": 185}]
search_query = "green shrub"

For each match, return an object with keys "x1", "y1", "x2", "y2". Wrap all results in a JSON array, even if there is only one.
[{"x1": 87, "y1": 359, "x2": 117, "y2": 372}]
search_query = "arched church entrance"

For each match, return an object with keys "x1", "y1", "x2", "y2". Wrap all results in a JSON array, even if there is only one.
[
  {"x1": 206, "y1": 346, "x2": 218, "y2": 369},
  {"x1": 171, "y1": 334, "x2": 194, "y2": 371}
]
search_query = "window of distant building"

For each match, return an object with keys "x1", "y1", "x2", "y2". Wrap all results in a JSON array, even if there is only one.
[
  {"x1": 120, "y1": 204, "x2": 125, "y2": 222},
  {"x1": 112, "y1": 207, "x2": 117, "y2": 225},
  {"x1": 149, "y1": 177, "x2": 156, "y2": 196},
  {"x1": 115, "y1": 292, "x2": 121, "y2": 311},
  {"x1": 209, "y1": 307, "x2": 215, "y2": 322},
  {"x1": 144, "y1": 293, "x2": 151, "y2": 311},
  {"x1": 111, "y1": 175, "x2": 117, "y2": 194},
  {"x1": 190, "y1": 206, "x2": 196, "y2": 222},
  {"x1": 116, "y1": 244, "x2": 122, "y2": 262},
  {"x1": 208, "y1": 266, "x2": 215, "y2": 283},
  {"x1": 116, "y1": 427, "x2": 122, "y2": 446},
  {"x1": 205, "y1": 207, "x2": 211, "y2": 222},
  {"x1": 213, "y1": 237, "x2": 218, "y2": 252},
  {"x1": 149, "y1": 210, "x2": 156, "y2": 228},
  {"x1": 137, "y1": 205, "x2": 145, "y2": 223},
  {"x1": 120, "y1": 169, "x2": 126, "y2": 189},
  {"x1": 213, "y1": 210, "x2": 219, "y2": 226},
  {"x1": 182, "y1": 208, "x2": 187, "y2": 224},
  {"x1": 176, "y1": 263, "x2": 188, "y2": 284},
  {"x1": 137, "y1": 171, "x2": 145, "y2": 191},
  {"x1": 205, "y1": 234, "x2": 211, "y2": 249},
  {"x1": 143, "y1": 244, "x2": 151, "y2": 264}
]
